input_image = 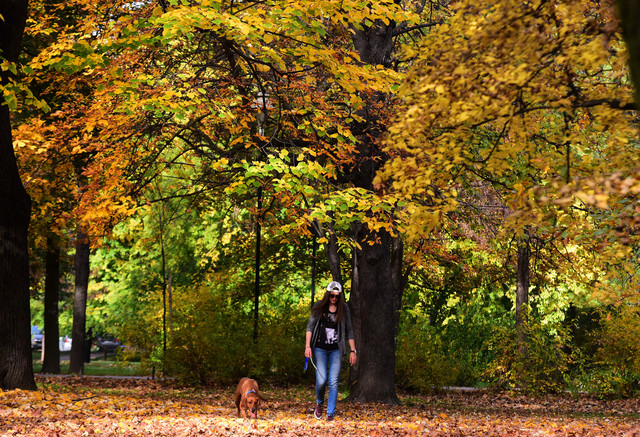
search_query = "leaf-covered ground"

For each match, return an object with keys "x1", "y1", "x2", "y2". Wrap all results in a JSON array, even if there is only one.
[{"x1": 1, "y1": 377, "x2": 640, "y2": 436}]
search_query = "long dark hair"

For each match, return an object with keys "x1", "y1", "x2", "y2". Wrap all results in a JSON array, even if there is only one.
[{"x1": 311, "y1": 290, "x2": 344, "y2": 323}]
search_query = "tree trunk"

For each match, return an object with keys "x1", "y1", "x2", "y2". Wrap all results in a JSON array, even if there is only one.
[
  {"x1": 253, "y1": 186, "x2": 262, "y2": 341},
  {"x1": 0, "y1": 0, "x2": 36, "y2": 391},
  {"x1": 70, "y1": 231, "x2": 90, "y2": 374},
  {"x1": 167, "y1": 268, "x2": 173, "y2": 334},
  {"x1": 326, "y1": 222, "x2": 342, "y2": 284},
  {"x1": 348, "y1": 224, "x2": 403, "y2": 404},
  {"x1": 515, "y1": 237, "x2": 530, "y2": 346},
  {"x1": 312, "y1": 218, "x2": 343, "y2": 286},
  {"x1": 0, "y1": 102, "x2": 34, "y2": 389},
  {"x1": 341, "y1": 17, "x2": 403, "y2": 404},
  {"x1": 41, "y1": 237, "x2": 61, "y2": 374},
  {"x1": 616, "y1": 0, "x2": 640, "y2": 107}
]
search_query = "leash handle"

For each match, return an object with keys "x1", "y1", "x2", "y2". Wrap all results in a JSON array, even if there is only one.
[{"x1": 304, "y1": 356, "x2": 319, "y2": 372}]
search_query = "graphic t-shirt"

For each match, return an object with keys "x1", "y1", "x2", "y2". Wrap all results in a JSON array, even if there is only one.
[{"x1": 316, "y1": 310, "x2": 339, "y2": 350}]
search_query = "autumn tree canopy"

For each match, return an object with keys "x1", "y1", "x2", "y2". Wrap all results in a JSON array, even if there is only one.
[
  {"x1": 378, "y1": 0, "x2": 640, "y2": 299},
  {"x1": 6, "y1": 0, "x2": 640, "y2": 396}
]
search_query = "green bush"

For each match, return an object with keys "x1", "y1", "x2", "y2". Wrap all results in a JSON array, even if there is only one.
[
  {"x1": 162, "y1": 286, "x2": 310, "y2": 385},
  {"x1": 483, "y1": 319, "x2": 571, "y2": 394},
  {"x1": 396, "y1": 315, "x2": 460, "y2": 392},
  {"x1": 438, "y1": 299, "x2": 511, "y2": 387},
  {"x1": 580, "y1": 305, "x2": 640, "y2": 397},
  {"x1": 163, "y1": 291, "x2": 251, "y2": 384},
  {"x1": 566, "y1": 364, "x2": 639, "y2": 399},
  {"x1": 246, "y1": 309, "x2": 310, "y2": 384}
]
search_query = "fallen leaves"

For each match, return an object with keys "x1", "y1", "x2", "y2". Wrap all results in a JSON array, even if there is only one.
[{"x1": 1, "y1": 377, "x2": 640, "y2": 436}]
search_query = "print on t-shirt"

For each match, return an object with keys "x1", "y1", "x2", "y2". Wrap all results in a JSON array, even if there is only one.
[
  {"x1": 317, "y1": 311, "x2": 338, "y2": 347},
  {"x1": 324, "y1": 312, "x2": 338, "y2": 344}
]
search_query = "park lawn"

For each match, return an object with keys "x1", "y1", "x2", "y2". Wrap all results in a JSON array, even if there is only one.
[
  {"x1": 32, "y1": 353, "x2": 143, "y2": 377},
  {"x1": 1, "y1": 377, "x2": 640, "y2": 436}
]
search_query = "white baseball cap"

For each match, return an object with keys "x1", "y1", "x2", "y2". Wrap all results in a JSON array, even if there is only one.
[{"x1": 327, "y1": 281, "x2": 342, "y2": 293}]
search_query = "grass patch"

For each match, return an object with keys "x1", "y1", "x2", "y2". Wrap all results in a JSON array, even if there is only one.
[{"x1": 32, "y1": 352, "x2": 144, "y2": 377}]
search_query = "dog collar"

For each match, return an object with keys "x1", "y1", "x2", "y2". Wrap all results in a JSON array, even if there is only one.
[{"x1": 246, "y1": 390, "x2": 256, "y2": 396}]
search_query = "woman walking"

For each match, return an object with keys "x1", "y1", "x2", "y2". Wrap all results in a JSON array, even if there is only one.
[{"x1": 305, "y1": 281, "x2": 357, "y2": 421}]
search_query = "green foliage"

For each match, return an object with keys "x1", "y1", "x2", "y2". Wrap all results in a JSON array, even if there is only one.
[
  {"x1": 163, "y1": 282, "x2": 309, "y2": 385},
  {"x1": 596, "y1": 305, "x2": 640, "y2": 376},
  {"x1": 163, "y1": 285, "x2": 251, "y2": 384},
  {"x1": 395, "y1": 314, "x2": 460, "y2": 392},
  {"x1": 246, "y1": 303, "x2": 310, "y2": 383},
  {"x1": 484, "y1": 319, "x2": 571, "y2": 394},
  {"x1": 30, "y1": 300, "x2": 44, "y2": 329},
  {"x1": 568, "y1": 304, "x2": 640, "y2": 398},
  {"x1": 87, "y1": 182, "x2": 322, "y2": 385},
  {"x1": 398, "y1": 283, "x2": 514, "y2": 390},
  {"x1": 437, "y1": 289, "x2": 513, "y2": 386},
  {"x1": 398, "y1": 278, "x2": 640, "y2": 398},
  {"x1": 566, "y1": 365, "x2": 640, "y2": 399}
]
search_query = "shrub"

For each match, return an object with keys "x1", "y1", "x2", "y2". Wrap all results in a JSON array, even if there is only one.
[
  {"x1": 483, "y1": 319, "x2": 571, "y2": 394},
  {"x1": 396, "y1": 315, "x2": 460, "y2": 392},
  {"x1": 162, "y1": 285, "x2": 310, "y2": 386},
  {"x1": 438, "y1": 298, "x2": 512, "y2": 387},
  {"x1": 586, "y1": 305, "x2": 640, "y2": 397},
  {"x1": 566, "y1": 364, "x2": 639, "y2": 399},
  {"x1": 164, "y1": 291, "x2": 252, "y2": 384},
  {"x1": 237, "y1": 301, "x2": 310, "y2": 382}
]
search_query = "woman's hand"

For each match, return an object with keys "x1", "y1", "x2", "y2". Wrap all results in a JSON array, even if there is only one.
[
  {"x1": 305, "y1": 346, "x2": 312, "y2": 358},
  {"x1": 350, "y1": 351, "x2": 357, "y2": 366}
]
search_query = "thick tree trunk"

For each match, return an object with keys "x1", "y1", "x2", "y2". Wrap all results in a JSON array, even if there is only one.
[
  {"x1": 341, "y1": 16, "x2": 403, "y2": 404},
  {"x1": 0, "y1": 102, "x2": 35, "y2": 390},
  {"x1": 0, "y1": 0, "x2": 36, "y2": 391},
  {"x1": 41, "y1": 237, "x2": 61, "y2": 374},
  {"x1": 70, "y1": 231, "x2": 90, "y2": 374},
  {"x1": 348, "y1": 224, "x2": 402, "y2": 404},
  {"x1": 352, "y1": 20, "x2": 396, "y2": 67},
  {"x1": 515, "y1": 237, "x2": 530, "y2": 345}
]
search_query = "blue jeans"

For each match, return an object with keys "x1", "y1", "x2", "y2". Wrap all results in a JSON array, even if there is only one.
[{"x1": 313, "y1": 347, "x2": 342, "y2": 415}]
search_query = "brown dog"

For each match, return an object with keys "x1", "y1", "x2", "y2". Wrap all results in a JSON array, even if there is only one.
[{"x1": 235, "y1": 377, "x2": 262, "y2": 419}]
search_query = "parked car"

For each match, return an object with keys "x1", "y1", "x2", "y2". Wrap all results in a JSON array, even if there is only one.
[
  {"x1": 95, "y1": 335, "x2": 122, "y2": 353},
  {"x1": 31, "y1": 326, "x2": 43, "y2": 350},
  {"x1": 59, "y1": 335, "x2": 72, "y2": 352}
]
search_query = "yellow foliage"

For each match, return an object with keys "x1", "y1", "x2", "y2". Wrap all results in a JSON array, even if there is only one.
[{"x1": 380, "y1": 0, "x2": 638, "y2": 252}]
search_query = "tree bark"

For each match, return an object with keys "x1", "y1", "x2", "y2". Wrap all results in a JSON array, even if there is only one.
[
  {"x1": 347, "y1": 224, "x2": 403, "y2": 404},
  {"x1": 318, "y1": 198, "x2": 404, "y2": 405},
  {"x1": 616, "y1": 0, "x2": 640, "y2": 107},
  {"x1": 515, "y1": 237, "x2": 530, "y2": 346},
  {"x1": 311, "y1": 218, "x2": 343, "y2": 285},
  {"x1": 70, "y1": 230, "x2": 90, "y2": 374},
  {"x1": 41, "y1": 237, "x2": 61, "y2": 374},
  {"x1": 0, "y1": 0, "x2": 36, "y2": 391},
  {"x1": 341, "y1": 16, "x2": 404, "y2": 405},
  {"x1": 326, "y1": 222, "x2": 343, "y2": 284}
]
